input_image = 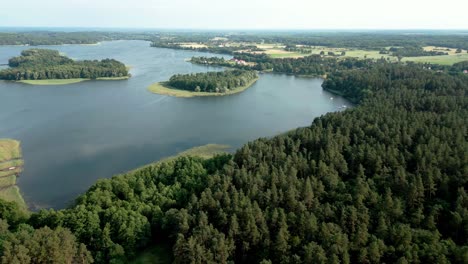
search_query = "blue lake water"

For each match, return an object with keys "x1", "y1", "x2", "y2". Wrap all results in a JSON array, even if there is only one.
[{"x1": 0, "y1": 40, "x2": 349, "y2": 208}]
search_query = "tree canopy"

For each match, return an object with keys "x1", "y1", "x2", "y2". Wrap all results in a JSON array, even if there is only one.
[
  {"x1": 0, "y1": 59, "x2": 466, "y2": 263},
  {"x1": 0, "y1": 49, "x2": 129, "y2": 81},
  {"x1": 167, "y1": 70, "x2": 258, "y2": 93}
]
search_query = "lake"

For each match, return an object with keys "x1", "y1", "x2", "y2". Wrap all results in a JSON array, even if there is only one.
[{"x1": 0, "y1": 40, "x2": 350, "y2": 209}]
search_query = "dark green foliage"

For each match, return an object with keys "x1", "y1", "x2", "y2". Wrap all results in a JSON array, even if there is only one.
[
  {"x1": 0, "y1": 200, "x2": 28, "y2": 229},
  {"x1": 190, "y1": 57, "x2": 238, "y2": 68},
  {"x1": 1, "y1": 54, "x2": 467, "y2": 263},
  {"x1": 167, "y1": 70, "x2": 258, "y2": 92},
  {"x1": 0, "y1": 199, "x2": 92, "y2": 264},
  {"x1": 26, "y1": 155, "x2": 232, "y2": 263},
  {"x1": 0, "y1": 49, "x2": 129, "y2": 81},
  {"x1": 192, "y1": 54, "x2": 376, "y2": 76},
  {"x1": 451, "y1": 61, "x2": 468, "y2": 72},
  {"x1": 164, "y1": 64, "x2": 466, "y2": 263},
  {"x1": 8, "y1": 49, "x2": 73, "y2": 67},
  {"x1": 389, "y1": 46, "x2": 448, "y2": 57},
  {"x1": 322, "y1": 62, "x2": 467, "y2": 103}
]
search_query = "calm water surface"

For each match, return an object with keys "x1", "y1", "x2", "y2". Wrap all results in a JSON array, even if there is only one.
[{"x1": 0, "y1": 40, "x2": 349, "y2": 208}]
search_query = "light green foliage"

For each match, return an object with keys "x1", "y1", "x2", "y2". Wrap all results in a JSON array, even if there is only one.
[{"x1": 0, "y1": 140, "x2": 25, "y2": 208}]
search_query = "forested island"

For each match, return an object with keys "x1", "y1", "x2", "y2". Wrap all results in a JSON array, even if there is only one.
[
  {"x1": 148, "y1": 70, "x2": 258, "y2": 97},
  {"x1": 0, "y1": 58, "x2": 466, "y2": 263},
  {"x1": 0, "y1": 49, "x2": 130, "y2": 85}
]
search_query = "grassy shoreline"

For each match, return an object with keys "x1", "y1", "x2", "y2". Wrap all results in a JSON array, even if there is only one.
[
  {"x1": 147, "y1": 77, "x2": 259, "y2": 98},
  {"x1": 128, "y1": 144, "x2": 230, "y2": 174},
  {"x1": 0, "y1": 139, "x2": 26, "y2": 208},
  {"x1": 17, "y1": 76, "x2": 130, "y2": 85}
]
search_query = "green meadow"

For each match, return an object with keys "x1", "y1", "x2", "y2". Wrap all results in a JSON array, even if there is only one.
[{"x1": 0, "y1": 139, "x2": 26, "y2": 208}]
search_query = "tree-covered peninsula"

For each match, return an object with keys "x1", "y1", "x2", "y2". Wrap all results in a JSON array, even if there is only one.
[
  {"x1": 148, "y1": 70, "x2": 258, "y2": 97},
  {"x1": 0, "y1": 49, "x2": 130, "y2": 84}
]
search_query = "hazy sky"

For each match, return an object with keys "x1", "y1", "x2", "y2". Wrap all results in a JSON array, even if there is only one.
[{"x1": 1, "y1": 0, "x2": 467, "y2": 29}]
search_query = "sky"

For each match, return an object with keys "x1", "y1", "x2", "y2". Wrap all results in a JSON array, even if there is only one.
[{"x1": 1, "y1": 0, "x2": 467, "y2": 30}]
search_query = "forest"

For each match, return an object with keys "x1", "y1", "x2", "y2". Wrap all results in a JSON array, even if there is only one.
[
  {"x1": 0, "y1": 49, "x2": 129, "y2": 80},
  {"x1": 0, "y1": 58, "x2": 466, "y2": 263},
  {"x1": 387, "y1": 46, "x2": 449, "y2": 57},
  {"x1": 166, "y1": 70, "x2": 258, "y2": 93}
]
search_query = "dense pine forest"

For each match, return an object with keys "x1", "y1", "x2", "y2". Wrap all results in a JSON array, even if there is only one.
[
  {"x1": 166, "y1": 70, "x2": 258, "y2": 92},
  {"x1": 0, "y1": 59, "x2": 466, "y2": 263},
  {"x1": 0, "y1": 49, "x2": 129, "y2": 80}
]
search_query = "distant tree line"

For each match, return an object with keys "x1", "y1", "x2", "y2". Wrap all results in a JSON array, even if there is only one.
[
  {"x1": 192, "y1": 54, "x2": 377, "y2": 76},
  {"x1": 2, "y1": 31, "x2": 467, "y2": 51},
  {"x1": 167, "y1": 70, "x2": 258, "y2": 93},
  {"x1": 150, "y1": 41, "x2": 263, "y2": 55},
  {"x1": 0, "y1": 32, "x2": 157, "y2": 46},
  {"x1": 192, "y1": 53, "x2": 468, "y2": 78},
  {"x1": 0, "y1": 49, "x2": 129, "y2": 80},
  {"x1": 190, "y1": 56, "x2": 233, "y2": 67},
  {"x1": 150, "y1": 32, "x2": 468, "y2": 52},
  {"x1": 387, "y1": 46, "x2": 448, "y2": 57}
]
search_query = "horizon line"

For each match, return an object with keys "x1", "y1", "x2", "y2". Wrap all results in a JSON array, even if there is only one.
[{"x1": 1, "y1": 26, "x2": 468, "y2": 32}]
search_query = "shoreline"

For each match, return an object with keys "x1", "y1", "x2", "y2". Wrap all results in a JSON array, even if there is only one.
[
  {"x1": 127, "y1": 144, "x2": 231, "y2": 174},
  {"x1": 0, "y1": 139, "x2": 26, "y2": 209},
  {"x1": 147, "y1": 77, "x2": 259, "y2": 98}
]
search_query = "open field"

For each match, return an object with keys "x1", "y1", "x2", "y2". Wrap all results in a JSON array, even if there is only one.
[
  {"x1": 18, "y1": 76, "x2": 130, "y2": 85},
  {"x1": 0, "y1": 175, "x2": 16, "y2": 186},
  {"x1": 0, "y1": 139, "x2": 21, "y2": 161},
  {"x1": 147, "y1": 77, "x2": 258, "y2": 98},
  {"x1": 266, "y1": 50, "x2": 307, "y2": 58},
  {"x1": 423, "y1": 46, "x2": 467, "y2": 55},
  {"x1": 246, "y1": 44, "x2": 389, "y2": 60},
  {"x1": 344, "y1": 49, "x2": 394, "y2": 60},
  {"x1": 0, "y1": 167, "x2": 23, "y2": 177},
  {"x1": 248, "y1": 44, "x2": 467, "y2": 65},
  {"x1": 256, "y1": 43, "x2": 286, "y2": 49},
  {"x1": 403, "y1": 53, "x2": 468, "y2": 65},
  {"x1": 0, "y1": 139, "x2": 26, "y2": 208},
  {"x1": 175, "y1": 41, "x2": 467, "y2": 65},
  {"x1": 0, "y1": 186, "x2": 25, "y2": 207},
  {"x1": 177, "y1": 42, "x2": 208, "y2": 49}
]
